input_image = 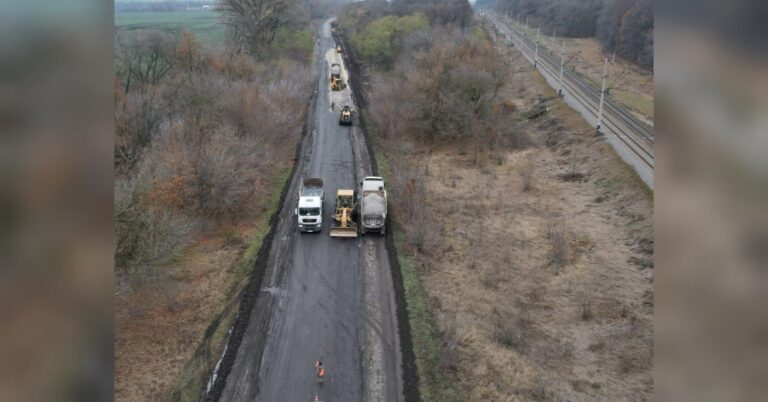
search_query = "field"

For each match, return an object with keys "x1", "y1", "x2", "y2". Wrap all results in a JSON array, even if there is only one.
[
  {"x1": 115, "y1": 10, "x2": 225, "y2": 48},
  {"x1": 366, "y1": 23, "x2": 654, "y2": 401}
]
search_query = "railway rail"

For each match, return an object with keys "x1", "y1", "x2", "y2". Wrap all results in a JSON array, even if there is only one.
[{"x1": 486, "y1": 11, "x2": 655, "y2": 185}]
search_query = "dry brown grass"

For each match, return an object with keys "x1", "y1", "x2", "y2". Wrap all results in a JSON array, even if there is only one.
[
  {"x1": 415, "y1": 137, "x2": 652, "y2": 400},
  {"x1": 114, "y1": 164, "x2": 293, "y2": 401},
  {"x1": 520, "y1": 155, "x2": 534, "y2": 192},
  {"x1": 114, "y1": 222, "x2": 259, "y2": 401},
  {"x1": 380, "y1": 25, "x2": 654, "y2": 401}
]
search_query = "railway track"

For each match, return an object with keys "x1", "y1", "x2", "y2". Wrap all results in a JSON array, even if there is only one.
[{"x1": 486, "y1": 12, "x2": 655, "y2": 182}]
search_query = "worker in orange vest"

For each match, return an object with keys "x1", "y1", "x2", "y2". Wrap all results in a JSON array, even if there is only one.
[{"x1": 314, "y1": 360, "x2": 325, "y2": 384}]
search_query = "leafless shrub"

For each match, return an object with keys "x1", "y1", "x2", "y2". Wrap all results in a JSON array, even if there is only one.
[
  {"x1": 115, "y1": 86, "x2": 167, "y2": 174},
  {"x1": 218, "y1": 0, "x2": 298, "y2": 56},
  {"x1": 115, "y1": 176, "x2": 196, "y2": 270},
  {"x1": 439, "y1": 315, "x2": 462, "y2": 371},
  {"x1": 547, "y1": 219, "x2": 568, "y2": 267},
  {"x1": 116, "y1": 30, "x2": 178, "y2": 91},
  {"x1": 520, "y1": 158, "x2": 534, "y2": 192},
  {"x1": 193, "y1": 125, "x2": 261, "y2": 220},
  {"x1": 495, "y1": 318, "x2": 524, "y2": 350},
  {"x1": 410, "y1": 196, "x2": 430, "y2": 251},
  {"x1": 491, "y1": 151, "x2": 505, "y2": 166},
  {"x1": 559, "y1": 171, "x2": 585, "y2": 182}
]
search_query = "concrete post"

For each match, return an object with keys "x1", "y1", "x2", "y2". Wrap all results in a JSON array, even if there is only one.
[{"x1": 595, "y1": 58, "x2": 608, "y2": 137}]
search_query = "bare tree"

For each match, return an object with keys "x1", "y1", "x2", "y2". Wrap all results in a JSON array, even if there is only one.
[
  {"x1": 116, "y1": 30, "x2": 177, "y2": 93},
  {"x1": 218, "y1": 0, "x2": 299, "y2": 56}
]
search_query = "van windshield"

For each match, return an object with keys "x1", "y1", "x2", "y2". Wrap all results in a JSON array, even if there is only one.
[{"x1": 299, "y1": 208, "x2": 320, "y2": 216}]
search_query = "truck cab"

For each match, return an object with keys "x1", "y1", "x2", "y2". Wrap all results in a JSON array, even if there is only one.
[
  {"x1": 296, "y1": 177, "x2": 324, "y2": 232},
  {"x1": 297, "y1": 196, "x2": 323, "y2": 232}
]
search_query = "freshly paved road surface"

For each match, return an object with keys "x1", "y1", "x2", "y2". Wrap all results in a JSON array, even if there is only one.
[{"x1": 218, "y1": 19, "x2": 402, "y2": 402}]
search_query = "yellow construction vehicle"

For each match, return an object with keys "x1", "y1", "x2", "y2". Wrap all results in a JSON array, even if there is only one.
[
  {"x1": 330, "y1": 63, "x2": 346, "y2": 91},
  {"x1": 339, "y1": 105, "x2": 352, "y2": 125},
  {"x1": 331, "y1": 77, "x2": 346, "y2": 91},
  {"x1": 330, "y1": 189, "x2": 358, "y2": 238}
]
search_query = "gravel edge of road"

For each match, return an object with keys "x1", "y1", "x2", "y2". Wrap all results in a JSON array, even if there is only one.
[
  {"x1": 202, "y1": 66, "x2": 320, "y2": 402},
  {"x1": 334, "y1": 29, "x2": 422, "y2": 402}
]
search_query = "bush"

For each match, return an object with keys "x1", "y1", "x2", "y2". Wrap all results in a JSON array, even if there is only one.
[
  {"x1": 547, "y1": 219, "x2": 568, "y2": 267},
  {"x1": 267, "y1": 29, "x2": 314, "y2": 63},
  {"x1": 353, "y1": 14, "x2": 429, "y2": 70},
  {"x1": 369, "y1": 27, "x2": 513, "y2": 153},
  {"x1": 520, "y1": 157, "x2": 534, "y2": 192},
  {"x1": 115, "y1": 175, "x2": 196, "y2": 270},
  {"x1": 114, "y1": 29, "x2": 311, "y2": 275}
]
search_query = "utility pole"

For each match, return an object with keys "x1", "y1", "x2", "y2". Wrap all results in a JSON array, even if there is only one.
[
  {"x1": 595, "y1": 57, "x2": 608, "y2": 137},
  {"x1": 551, "y1": 28, "x2": 556, "y2": 55},
  {"x1": 607, "y1": 51, "x2": 616, "y2": 95},
  {"x1": 558, "y1": 40, "x2": 565, "y2": 97},
  {"x1": 534, "y1": 28, "x2": 539, "y2": 67},
  {"x1": 525, "y1": 17, "x2": 529, "y2": 34}
]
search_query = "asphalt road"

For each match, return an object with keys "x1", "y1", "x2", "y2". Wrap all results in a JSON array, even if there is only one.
[{"x1": 217, "y1": 19, "x2": 402, "y2": 402}]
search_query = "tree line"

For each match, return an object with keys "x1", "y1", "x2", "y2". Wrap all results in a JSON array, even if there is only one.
[{"x1": 480, "y1": 0, "x2": 653, "y2": 68}]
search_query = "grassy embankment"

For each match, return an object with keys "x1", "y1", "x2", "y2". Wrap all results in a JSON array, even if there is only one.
[{"x1": 362, "y1": 110, "x2": 454, "y2": 402}]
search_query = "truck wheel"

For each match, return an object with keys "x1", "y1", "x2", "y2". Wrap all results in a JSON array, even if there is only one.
[{"x1": 380, "y1": 228, "x2": 385, "y2": 235}]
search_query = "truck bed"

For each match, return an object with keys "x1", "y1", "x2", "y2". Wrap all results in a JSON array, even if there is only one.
[{"x1": 301, "y1": 178, "x2": 324, "y2": 197}]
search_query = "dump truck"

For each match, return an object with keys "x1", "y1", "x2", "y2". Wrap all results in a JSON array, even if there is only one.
[
  {"x1": 359, "y1": 176, "x2": 387, "y2": 235},
  {"x1": 330, "y1": 63, "x2": 346, "y2": 91},
  {"x1": 330, "y1": 189, "x2": 357, "y2": 238},
  {"x1": 339, "y1": 106, "x2": 352, "y2": 125},
  {"x1": 295, "y1": 178, "x2": 324, "y2": 232}
]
